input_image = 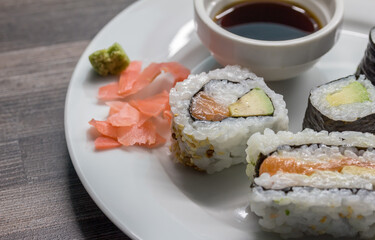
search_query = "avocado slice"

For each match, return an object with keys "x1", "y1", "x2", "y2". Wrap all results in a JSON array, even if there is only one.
[
  {"x1": 229, "y1": 88, "x2": 274, "y2": 117},
  {"x1": 326, "y1": 81, "x2": 370, "y2": 107}
]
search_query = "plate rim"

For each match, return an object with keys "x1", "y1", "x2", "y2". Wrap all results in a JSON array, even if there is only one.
[
  {"x1": 64, "y1": 0, "x2": 375, "y2": 239},
  {"x1": 64, "y1": 1, "x2": 147, "y2": 239}
]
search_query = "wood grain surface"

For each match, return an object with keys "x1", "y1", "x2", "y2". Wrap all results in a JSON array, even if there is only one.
[{"x1": 0, "y1": 0, "x2": 136, "y2": 239}]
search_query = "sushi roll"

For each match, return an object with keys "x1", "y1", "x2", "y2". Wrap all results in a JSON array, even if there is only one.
[
  {"x1": 303, "y1": 75, "x2": 375, "y2": 133},
  {"x1": 246, "y1": 128, "x2": 375, "y2": 238},
  {"x1": 169, "y1": 65, "x2": 288, "y2": 173},
  {"x1": 356, "y1": 27, "x2": 375, "y2": 84}
]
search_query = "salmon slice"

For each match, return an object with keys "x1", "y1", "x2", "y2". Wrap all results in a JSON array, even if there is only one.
[
  {"x1": 130, "y1": 90, "x2": 169, "y2": 117},
  {"x1": 190, "y1": 92, "x2": 229, "y2": 121},
  {"x1": 98, "y1": 82, "x2": 123, "y2": 100},
  {"x1": 118, "y1": 61, "x2": 143, "y2": 95},
  {"x1": 161, "y1": 62, "x2": 190, "y2": 84},
  {"x1": 259, "y1": 156, "x2": 375, "y2": 176},
  {"x1": 107, "y1": 102, "x2": 140, "y2": 127},
  {"x1": 89, "y1": 119, "x2": 117, "y2": 139},
  {"x1": 94, "y1": 136, "x2": 121, "y2": 150},
  {"x1": 117, "y1": 120, "x2": 157, "y2": 146}
]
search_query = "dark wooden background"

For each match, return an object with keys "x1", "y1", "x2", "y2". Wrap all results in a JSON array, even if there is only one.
[{"x1": 0, "y1": 0, "x2": 136, "y2": 239}]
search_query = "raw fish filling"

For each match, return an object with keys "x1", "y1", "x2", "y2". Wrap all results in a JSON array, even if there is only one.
[
  {"x1": 260, "y1": 156, "x2": 375, "y2": 176},
  {"x1": 189, "y1": 79, "x2": 274, "y2": 121},
  {"x1": 190, "y1": 92, "x2": 229, "y2": 121},
  {"x1": 255, "y1": 144, "x2": 375, "y2": 190}
]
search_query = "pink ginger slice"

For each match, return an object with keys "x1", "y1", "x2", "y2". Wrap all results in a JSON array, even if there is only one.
[
  {"x1": 89, "y1": 119, "x2": 117, "y2": 139},
  {"x1": 130, "y1": 90, "x2": 169, "y2": 117},
  {"x1": 117, "y1": 121, "x2": 157, "y2": 147},
  {"x1": 98, "y1": 82, "x2": 122, "y2": 100},
  {"x1": 94, "y1": 136, "x2": 121, "y2": 150},
  {"x1": 118, "y1": 61, "x2": 143, "y2": 95},
  {"x1": 107, "y1": 102, "x2": 140, "y2": 127},
  {"x1": 161, "y1": 62, "x2": 190, "y2": 84}
]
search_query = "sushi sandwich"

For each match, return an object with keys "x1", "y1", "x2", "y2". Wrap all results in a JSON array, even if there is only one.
[{"x1": 246, "y1": 128, "x2": 375, "y2": 238}]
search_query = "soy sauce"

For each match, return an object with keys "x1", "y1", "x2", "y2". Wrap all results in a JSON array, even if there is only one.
[{"x1": 214, "y1": 1, "x2": 322, "y2": 41}]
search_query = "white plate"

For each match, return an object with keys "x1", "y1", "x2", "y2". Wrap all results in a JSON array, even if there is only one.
[{"x1": 64, "y1": 0, "x2": 375, "y2": 239}]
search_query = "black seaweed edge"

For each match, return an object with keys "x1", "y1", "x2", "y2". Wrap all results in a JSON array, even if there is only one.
[
  {"x1": 251, "y1": 182, "x2": 370, "y2": 194},
  {"x1": 302, "y1": 75, "x2": 375, "y2": 134},
  {"x1": 356, "y1": 26, "x2": 375, "y2": 84}
]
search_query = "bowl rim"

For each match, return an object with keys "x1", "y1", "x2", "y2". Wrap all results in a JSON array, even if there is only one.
[{"x1": 194, "y1": 0, "x2": 344, "y2": 47}]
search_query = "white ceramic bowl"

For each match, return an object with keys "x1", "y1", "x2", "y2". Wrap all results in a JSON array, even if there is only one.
[{"x1": 194, "y1": 0, "x2": 344, "y2": 81}]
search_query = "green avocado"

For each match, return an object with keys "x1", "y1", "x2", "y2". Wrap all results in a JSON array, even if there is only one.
[
  {"x1": 229, "y1": 88, "x2": 274, "y2": 117},
  {"x1": 326, "y1": 81, "x2": 370, "y2": 107},
  {"x1": 89, "y1": 42, "x2": 130, "y2": 76}
]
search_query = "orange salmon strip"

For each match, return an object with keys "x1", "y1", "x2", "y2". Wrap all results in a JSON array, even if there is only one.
[
  {"x1": 260, "y1": 156, "x2": 375, "y2": 176},
  {"x1": 190, "y1": 92, "x2": 229, "y2": 121}
]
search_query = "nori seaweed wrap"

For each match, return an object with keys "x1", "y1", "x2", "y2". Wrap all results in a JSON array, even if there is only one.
[
  {"x1": 356, "y1": 27, "x2": 375, "y2": 84},
  {"x1": 303, "y1": 75, "x2": 375, "y2": 133}
]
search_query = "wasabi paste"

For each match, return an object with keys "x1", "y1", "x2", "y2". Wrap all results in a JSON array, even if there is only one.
[{"x1": 89, "y1": 42, "x2": 130, "y2": 76}]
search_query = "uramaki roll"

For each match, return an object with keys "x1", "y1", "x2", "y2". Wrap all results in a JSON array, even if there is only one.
[{"x1": 169, "y1": 66, "x2": 288, "y2": 173}]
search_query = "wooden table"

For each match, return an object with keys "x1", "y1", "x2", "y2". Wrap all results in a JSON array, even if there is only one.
[{"x1": 0, "y1": 0, "x2": 135, "y2": 239}]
